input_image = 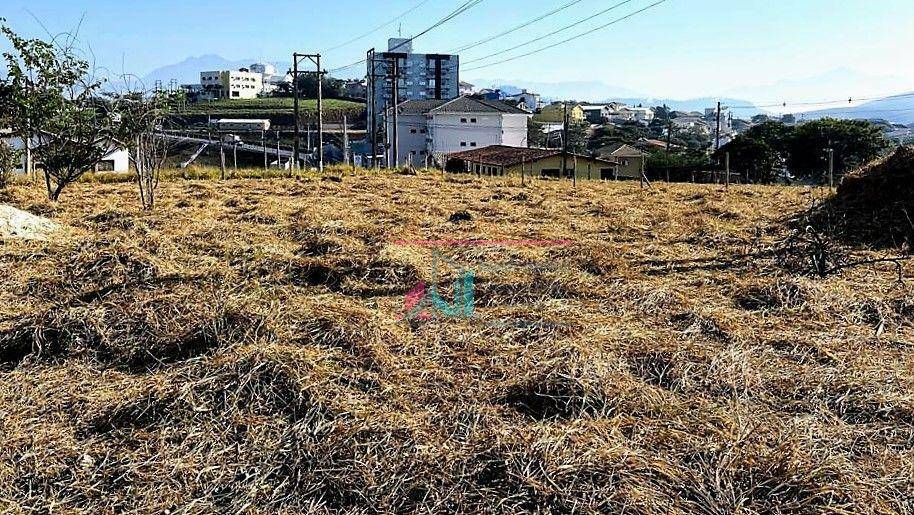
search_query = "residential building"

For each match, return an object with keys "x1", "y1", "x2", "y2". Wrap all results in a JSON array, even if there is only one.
[
  {"x1": 342, "y1": 79, "x2": 368, "y2": 99},
  {"x1": 595, "y1": 143, "x2": 648, "y2": 179},
  {"x1": 580, "y1": 104, "x2": 610, "y2": 124},
  {"x1": 367, "y1": 38, "x2": 460, "y2": 132},
  {"x1": 446, "y1": 145, "x2": 617, "y2": 180},
  {"x1": 610, "y1": 106, "x2": 654, "y2": 124},
  {"x1": 2, "y1": 130, "x2": 129, "y2": 173},
  {"x1": 535, "y1": 102, "x2": 585, "y2": 124},
  {"x1": 387, "y1": 96, "x2": 531, "y2": 167},
  {"x1": 476, "y1": 88, "x2": 503, "y2": 101},
  {"x1": 503, "y1": 89, "x2": 542, "y2": 112},
  {"x1": 671, "y1": 115, "x2": 711, "y2": 134},
  {"x1": 200, "y1": 69, "x2": 264, "y2": 100}
]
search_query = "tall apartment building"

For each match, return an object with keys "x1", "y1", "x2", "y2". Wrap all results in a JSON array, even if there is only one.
[
  {"x1": 200, "y1": 69, "x2": 264, "y2": 100},
  {"x1": 367, "y1": 38, "x2": 459, "y2": 132}
]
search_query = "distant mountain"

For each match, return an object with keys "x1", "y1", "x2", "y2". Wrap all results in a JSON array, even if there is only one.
[
  {"x1": 802, "y1": 92, "x2": 914, "y2": 125},
  {"x1": 726, "y1": 68, "x2": 910, "y2": 110},
  {"x1": 468, "y1": 78, "x2": 642, "y2": 101},
  {"x1": 469, "y1": 77, "x2": 765, "y2": 116},
  {"x1": 142, "y1": 54, "x2": 285, "y2": 86},
  {"x1": 607, "y1": 97, "x2": 765, "y2": 117}
]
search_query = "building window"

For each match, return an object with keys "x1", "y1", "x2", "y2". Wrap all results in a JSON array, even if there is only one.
[
  {"x1": 460, "y1": 118, "x2": 467, "y2": 123},
  {"x1": 460, "y1": 142, "x2": 467, "y2": 147},
  {"x1": 470, "y1": 118, "x2": 477, "y2": 123},
  {"x1": 410, "y1": 129, "x2": 417, "y2": 134},
  {"x1": 470, "y1": 142, "x2": 477, "y2": 147}
]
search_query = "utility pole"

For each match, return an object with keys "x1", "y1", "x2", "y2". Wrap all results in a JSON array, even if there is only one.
[
  {"x1": 725, "y1": 152, "x2": 730, "y2": 191},
  {"x1": 715, "y1": 101, "x2": 722, "y2": 153},
  {"x1": 367, "y1": 48, "x2": 379, "y2": 170},
  {"x1": 292, "y1": 52, "x2": 325, "y2": 171},
  {"x1": 390, "y1": 56, "x2": 400, "y2": 168},
  {"x1": 262, "y1": 130, "x2": 267, "y2": 171},
  {"x1": 317, "y1": 54, "x2": 324, "y2": 172},
  {"x1": 342, "y1": 114, "x2": 350, "y2": 168},
  {"x1": 292, "y1": 57, "x2": 300, "y2": 171},
  {"x1": 219, "y1": 137, "x2": 226, "y2": 180},
  {"x1": 562, "y1": 102, "x2": 569, "y2": 180}
]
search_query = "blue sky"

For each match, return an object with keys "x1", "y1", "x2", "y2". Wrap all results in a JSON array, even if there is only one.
[{"x1": 2, "y1": 0, "x2": 913, "y2": 102}]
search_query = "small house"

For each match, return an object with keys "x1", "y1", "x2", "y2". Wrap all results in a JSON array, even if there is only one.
[{"x1": 446, "y1": 145, "x2": 618, "y2": 180}]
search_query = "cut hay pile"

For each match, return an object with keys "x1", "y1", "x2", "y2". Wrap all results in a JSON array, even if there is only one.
[
  {"x1": 0, "y1": 175, "x2": 912, "y2": 513},
  {"x1": 827, "y1": 145, "x2": 914, "y2": 251}
]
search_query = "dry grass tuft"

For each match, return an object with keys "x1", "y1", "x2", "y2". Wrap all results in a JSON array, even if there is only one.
[{"x1": 0, "y1": 171, "x2": 912, "y2": 512}]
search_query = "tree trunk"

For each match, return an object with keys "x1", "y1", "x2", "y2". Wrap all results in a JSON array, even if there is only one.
[{"x1": 44, "y1": 170, "x2": 54, "y2": 200}]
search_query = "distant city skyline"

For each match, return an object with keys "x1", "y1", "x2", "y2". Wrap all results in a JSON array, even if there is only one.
[{"x1": 2, "y1": 0, "x2": 913, "y2": 105}]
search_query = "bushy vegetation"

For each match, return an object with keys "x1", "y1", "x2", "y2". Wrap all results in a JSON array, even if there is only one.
[
  {"x1": 0, "y1": 140, "x2": 20, "y2": 188},
  {"x1": 716, "y1": 119, "x2": 890, "y2": 184},
  {"x1": 181, "y1": 97, "x2": 365, "y2": 117}
]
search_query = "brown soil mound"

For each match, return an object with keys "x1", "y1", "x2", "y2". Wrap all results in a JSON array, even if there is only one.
[{"x1": 825, "y1": 145, "x2": 914, "y2": 251}]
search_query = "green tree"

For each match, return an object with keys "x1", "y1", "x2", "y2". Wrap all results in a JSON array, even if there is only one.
[
  {"x1": 294, "y1": 74, "x2": 343, "y2": 99},
  {"x1": 785, "y1": 118, "x2": 890, "y2": 183},
  {"x1": 0, "y1": 21, "x2": 125, "y2": 200},
  {"x1": 714, "y1": 121, "x2": 793, "y2": 183},
  {"x1": 527, "y1": 118, "x2": 546, "y2": 147},
  {"x1": 0, "y1": 140, "x2": 21, "y2": 188}
]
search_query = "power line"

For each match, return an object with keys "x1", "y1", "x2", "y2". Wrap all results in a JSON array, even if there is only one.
[
  {"x1": 451, "y1": 0, "x2": 589, "y2": 54},
  {"x1": 728, "y1": 90, "x2": 914, "y2": 111},
  {"x1": 322, "y1": 0, "x2": 432, "y2": 53},
  {"x1": 463, "y1": 0, "x2": 669, "y2": 72},
  {"x1": 462, "y1": 0, "x2": 639, "y2": 66},
  {"x1": 328, "y1": 0, "x2": 487, "y2": 74}
]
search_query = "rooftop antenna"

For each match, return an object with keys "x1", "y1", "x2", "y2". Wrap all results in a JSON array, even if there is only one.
[{"x1": 398, "y1": 23, "x2": 402, "y2": 37}]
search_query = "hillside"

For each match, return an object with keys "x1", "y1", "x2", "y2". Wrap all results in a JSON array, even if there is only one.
[
  {"x1": 176, "y1": 97, "x2": 366, "y2": 126},
  {"x1": 1, "y1": 173, "x2": 912, "y2": 512}
]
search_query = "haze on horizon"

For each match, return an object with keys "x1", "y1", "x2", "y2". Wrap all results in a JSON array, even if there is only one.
[{"x1": 2, "y1": 0, "x2": 912, "y2": 106}]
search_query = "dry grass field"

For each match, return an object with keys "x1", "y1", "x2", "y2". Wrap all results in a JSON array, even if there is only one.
[{"x1": 0, "y1": 170, "x2": 912, "y2": 513}]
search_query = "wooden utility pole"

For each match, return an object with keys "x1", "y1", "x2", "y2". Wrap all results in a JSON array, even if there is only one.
[
  {"x1": 562, "y1": 103, "x2": 569, "y2": 180},
  {"x1": 342, "y1": 114, "x2": 350, "y2": 168},
  {"x1": 219, "y1": 138, "x2": 226, "y2": 180},
  {"x1": 725, "y1": 152, "x2": 730, "y2": 191},
  {"x1": 715, "y1": 101, "x2": 722, "y2": 152},
  {"x1": 262, "y1": 130, "x2": 267, "y2": 171},
  {"x1": 292, "y1": 52, "x2": 325, "y2": 171}
]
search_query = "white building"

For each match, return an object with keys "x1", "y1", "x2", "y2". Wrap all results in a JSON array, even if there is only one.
[
  {"x1": 503, "y1": 89, "x2": 542, "y2": 112},
  {"x1": 2, "y1": 130, "x2": 129, "y2": 173},
  {"x1": 387, "y1": 96, "x2": 532, "y2": 167},
  {"x1": 200, "y1": 69, "x2": 264, "y2": 100}
]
